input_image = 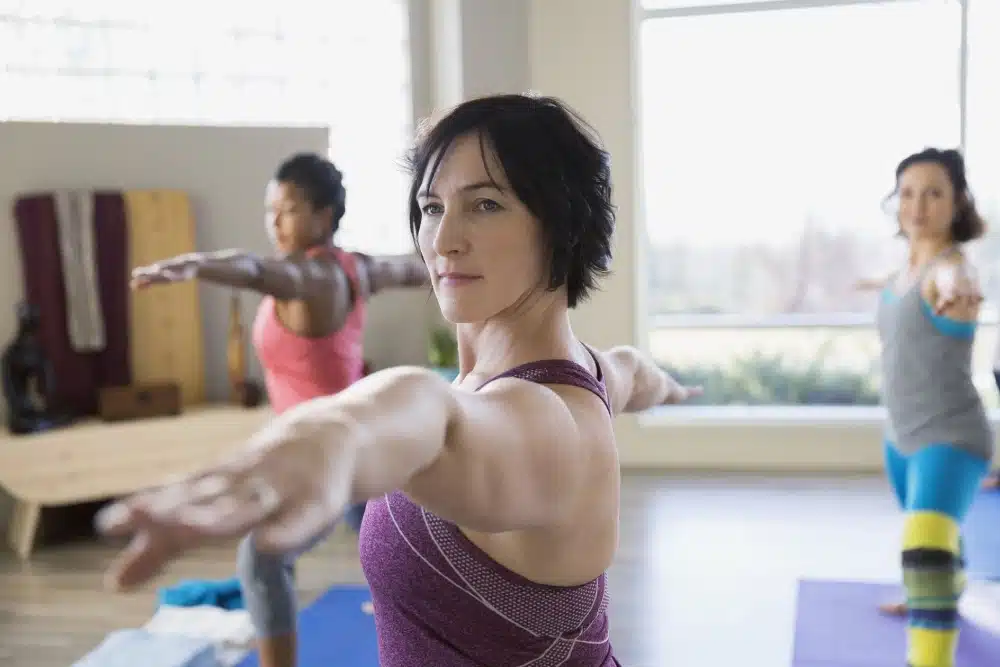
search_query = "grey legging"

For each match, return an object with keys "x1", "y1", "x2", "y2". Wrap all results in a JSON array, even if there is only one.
[{"x1": 237, "y1": 502, "x2": 366, "y2": 637}]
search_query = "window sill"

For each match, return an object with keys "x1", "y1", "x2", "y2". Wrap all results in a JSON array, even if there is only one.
[{"x1": 638, "y1": 405, "x2": 1000, "y2": 428}]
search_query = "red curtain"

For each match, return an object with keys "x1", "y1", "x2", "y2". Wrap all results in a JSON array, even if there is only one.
[{"x1": 13, "y1": 192, "x2": 132, "y2": 416}]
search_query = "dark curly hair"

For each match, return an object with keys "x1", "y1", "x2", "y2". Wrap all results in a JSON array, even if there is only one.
[
  {"x1": 405, "y1": 94, "x2": 615, "y2": 308},
  {"x1": 275, "y1": 152, "x2": 347, "y2": 238},
  {"x1": 883, "y1": 147, "x2": 985, "y2": 243}
]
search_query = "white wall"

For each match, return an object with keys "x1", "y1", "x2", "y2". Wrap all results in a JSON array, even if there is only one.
[{"x1": 0, "y1": 122, "x2": 431, "y2": 402}]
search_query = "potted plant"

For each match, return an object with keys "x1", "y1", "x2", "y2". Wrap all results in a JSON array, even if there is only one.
[{"x1": 428, "y1": 326, "x2": 459, "y2": 382}]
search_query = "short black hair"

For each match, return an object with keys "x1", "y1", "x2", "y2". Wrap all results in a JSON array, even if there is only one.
[
  {"x1": 405, "y1": 94, "x2": 615, "y2": 308},
  {"x1": 884, "y1": 147, "x2": 985, "y2": 243},
  {"x1": 275, "y1": 153, "x2": 347, "y2": 236}
]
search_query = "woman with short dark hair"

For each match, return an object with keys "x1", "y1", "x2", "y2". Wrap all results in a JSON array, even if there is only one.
[{"x1": 100, "y1": 94, "x2": 699, "y2": 666}]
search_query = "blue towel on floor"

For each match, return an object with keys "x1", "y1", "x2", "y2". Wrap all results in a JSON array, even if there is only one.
[{"x1": 158, "y1": 577, "x2": 245, "y2": 610}]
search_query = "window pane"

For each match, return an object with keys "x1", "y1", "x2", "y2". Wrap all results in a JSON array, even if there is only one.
[
  {"x1": 965, "y1": 0, "x2": 1000, "y2": 310},
  {"x1": 640, "y1": 1, "x2": 961, "y2": 319},
  {"x1": 651, "y1": 324, "x2": 1000, "y2": 408}
]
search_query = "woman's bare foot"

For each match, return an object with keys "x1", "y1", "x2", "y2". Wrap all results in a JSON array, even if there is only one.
[
  {"x1": 983, "y1": 473, "x2": 1000, "y2": 490},
  {"x1": 878, "y1": 601, "x2": 907, "y2": 616}
]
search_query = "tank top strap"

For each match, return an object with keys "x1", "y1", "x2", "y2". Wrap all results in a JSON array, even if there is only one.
[{"x1": 476, "y1": 347, "x2": 611, "y2": 415}]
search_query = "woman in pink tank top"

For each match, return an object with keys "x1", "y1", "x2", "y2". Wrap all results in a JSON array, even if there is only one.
[
  {"x1": 102, "y1": 96, "x2": 699, "y2": 666},
  {"x1": 129, "y1": 152, "x2": 427, "y2": 667}
]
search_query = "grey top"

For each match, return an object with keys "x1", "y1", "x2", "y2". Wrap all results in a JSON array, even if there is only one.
[
  {"x1": 877, "y1": 259, "x2": 994, "y2": 459},
  {"x1": 876, "y1": 255, "x2": 993, "y2": 460}
]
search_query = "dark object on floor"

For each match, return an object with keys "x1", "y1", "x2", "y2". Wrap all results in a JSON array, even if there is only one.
[
  {"x1": 2, "y1": 302, "x2": 74, "y2": 435},
  {"x1": 238, "y1": 380, "x2": 265, "y2": 408},
  {"x1": 98, "y1": 382, "x2": 181, "y2": 422}
]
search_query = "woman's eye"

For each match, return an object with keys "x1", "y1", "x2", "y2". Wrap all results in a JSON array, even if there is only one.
[
  {"x1": 421, "y1": 203, "x2": 443, "y2": 216},
  {"x1": 476, "y1": 199, "x2": 501, "y2": 212}
]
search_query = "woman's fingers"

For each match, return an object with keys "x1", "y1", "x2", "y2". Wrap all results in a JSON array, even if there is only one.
[{"x1": 104, "y1": 526, "x2": 174, "y2": 592}]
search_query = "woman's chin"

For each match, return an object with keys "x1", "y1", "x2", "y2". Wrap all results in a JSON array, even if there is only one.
[{"x1": 438, "y1": 300, "x2": 486, "y2": 325}]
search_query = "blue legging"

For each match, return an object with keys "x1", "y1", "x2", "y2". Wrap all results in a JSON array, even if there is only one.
[{"x1": 883, "y1": 442, "x2": 989, "y2": 667}]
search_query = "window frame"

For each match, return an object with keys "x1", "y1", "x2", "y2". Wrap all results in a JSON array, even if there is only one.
[{"x1": 635, "y1": 0, "x2": 994, "y2": 419}]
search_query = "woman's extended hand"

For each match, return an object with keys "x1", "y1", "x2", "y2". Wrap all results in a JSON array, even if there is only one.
[
  {"x1": 96, "y1": 418, "x2": 355, "y2": 591},
  {"x1": 932, "y1": 261, "x2": 983, "y2": 316},
  {"x1": 130, "y1": 253, "x2": 204, "y2": 288},
  {"x1": 661, "y1": 371, "x2": 703, "y2": 404}
]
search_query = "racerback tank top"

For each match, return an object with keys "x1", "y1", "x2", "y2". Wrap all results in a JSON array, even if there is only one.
[
  {"x1": 876, "y1": 254, "x2": 993, "y2": 460},
  {"x1": 251, "y1": 246, "x2": 367, "y2": 415},
  {"x1": 357, "y1": 353, "x2": 621, "y2": 667}
]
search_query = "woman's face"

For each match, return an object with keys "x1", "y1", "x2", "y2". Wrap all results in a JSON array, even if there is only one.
[
  {"x1": 265, "y1": 180, "x2": 329, "y2": 255},
  {"x1": 897, "y1": 161, "x2": 957, "y2": 242},
  {"x1": 416, "y1": 133, "x2": 547, "y2": 324}
]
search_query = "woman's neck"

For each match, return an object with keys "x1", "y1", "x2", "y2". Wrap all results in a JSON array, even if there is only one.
[
  {"x1": 908, "y1": 236, "x2": 953, "y2": 270},
  {"x1": 455, "y1": 293, "x2": 581, "y2": 380}
]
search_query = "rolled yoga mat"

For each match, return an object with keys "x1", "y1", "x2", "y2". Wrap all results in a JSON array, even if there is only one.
[
  {"x1": 792, "y1": 580, "x2": 1000, "y2": 666},
  {"x1": 236, "y1": 585, "x2": 377, "y2": 667},
  {"x1": 964, "y1": 489, "x2": 1000, "y2": 581}
]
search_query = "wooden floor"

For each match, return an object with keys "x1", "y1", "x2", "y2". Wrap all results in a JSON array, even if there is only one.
[{"x1": 0, "y1": 472, "x2": 905, "y2": 667}]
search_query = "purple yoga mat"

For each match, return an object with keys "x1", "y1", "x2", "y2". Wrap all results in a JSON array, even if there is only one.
[{"x1": 793, "y1": 580, "x2": 1000, "y2": 666}]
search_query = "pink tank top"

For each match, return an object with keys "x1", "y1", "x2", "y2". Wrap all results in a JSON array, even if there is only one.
[
  {"x1": 358, "y1": 355, "x2": 621, "y2": 666},
  {"x1": 251, "y1": 246, "x2": 366, "y2": 415}
]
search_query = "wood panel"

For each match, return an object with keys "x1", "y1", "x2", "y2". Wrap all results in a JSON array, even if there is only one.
[{"x1": 125, "y1": 190, "x2": 206, "y2": 406}]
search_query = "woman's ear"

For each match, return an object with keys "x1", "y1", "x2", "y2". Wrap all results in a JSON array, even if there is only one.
[{"x1": 314, "y1": 205, "x2": 335, "y2": 240}]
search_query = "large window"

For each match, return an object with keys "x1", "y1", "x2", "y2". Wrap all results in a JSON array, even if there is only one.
[
  {"x1": 639, "y1": 0, "x2": 1000, "y2": 408},
  {"x1": 0, "y1": 0, "x2": 414, "y2": 254}
]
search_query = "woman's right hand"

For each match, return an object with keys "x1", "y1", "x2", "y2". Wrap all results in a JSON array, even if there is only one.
[
  {"x1": 96, "y1": 414, "x2": 358, "y2": 591},
  {"x1": 131, "y1": 253, "x2": 204, "y2": 289}
]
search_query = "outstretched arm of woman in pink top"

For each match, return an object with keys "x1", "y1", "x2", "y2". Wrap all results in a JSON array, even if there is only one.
[
  {"x1": 131, "y1": 249, "x2": 428, "y2": 324},
  {"x1": 97, "y1": 349, "x2": 697, "y2": 591}
]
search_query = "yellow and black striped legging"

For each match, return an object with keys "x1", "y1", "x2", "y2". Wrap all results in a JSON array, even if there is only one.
[{"x1": 885, "y1": 442, "x2": 989, "y2": 667}]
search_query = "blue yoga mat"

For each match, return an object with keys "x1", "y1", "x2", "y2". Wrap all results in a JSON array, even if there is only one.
[
  {"x1": 965, "y1": 489, "x2": 1000, "y2": 581},
  {"x1": 792, "y1": 580, "x2": 1000, "y2": 666},
  {"x1": 236, "y1": 585, "x2": 378, "y2": 667}
]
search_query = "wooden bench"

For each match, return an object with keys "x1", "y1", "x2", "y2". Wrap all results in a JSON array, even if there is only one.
[{"x1": 0, "y1": 404, "x2": 272, "y2": 559}]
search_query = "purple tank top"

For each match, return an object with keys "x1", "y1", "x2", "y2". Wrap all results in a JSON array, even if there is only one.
[{"x1": 358, "y1": 355, "x2": 620, "y2": 666}]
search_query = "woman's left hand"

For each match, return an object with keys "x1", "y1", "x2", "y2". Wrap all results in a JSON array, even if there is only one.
[
  {"x1": 661, "y1": 373, "x2": 703, "y2": 404},
  {"x1": 96, "y1": 421, "x2": 354, "y2": 591},
  {"x1": 932, "y1": 262, "x2": 983, "y2": 316},
  {"x1": 130, "y1": 254, "x2": 203, "y2": 288}
]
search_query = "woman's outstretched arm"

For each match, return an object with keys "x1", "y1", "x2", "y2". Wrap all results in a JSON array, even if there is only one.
[
  {"x1": 131, "y1": 250, "x2": 428, "y2": 329},
  {"x1": 597, "y1": 345, "x2": 702, "y2": 415},
  {"x1": 98, "y1": 365, "x2": 598, "y2": 589}
]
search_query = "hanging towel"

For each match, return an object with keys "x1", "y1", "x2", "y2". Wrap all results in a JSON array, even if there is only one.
[{"x1": 54, "y1": 190, "x2": 106, "y2": 352}]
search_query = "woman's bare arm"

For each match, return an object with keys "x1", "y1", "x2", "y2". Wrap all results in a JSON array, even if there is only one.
[
  {"x1": 597, "y1": 345, "x2": 700, "y2": 415},
  {"x1": 353, "y1": 252, "x2": 430, "y2": 295},
  {"x1": 97, "y1": 365, "x2": 601, "y2": 587},
  {"x1": 135, "y1": 249, "x2": 429, "y2": 329},
  {"x1": 304, "y1": 367, "x2": 589, "y2": 533}
]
